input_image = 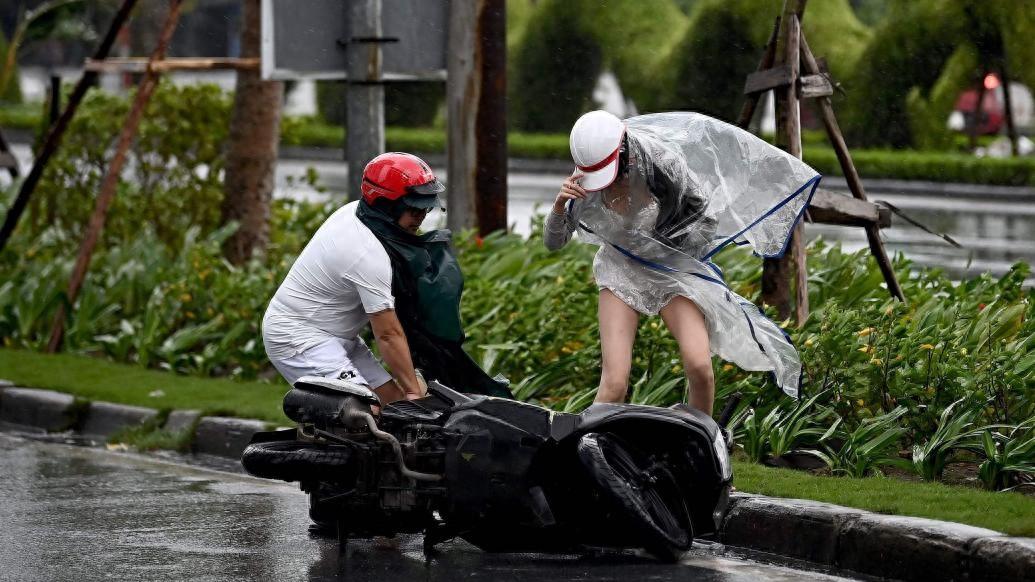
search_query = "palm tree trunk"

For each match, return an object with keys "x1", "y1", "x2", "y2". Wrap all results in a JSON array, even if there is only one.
[{"x1": 221, "y1": 0, "x2": 283, "y2": 264}]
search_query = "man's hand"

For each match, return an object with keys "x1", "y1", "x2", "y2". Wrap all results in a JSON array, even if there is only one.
[{"x1": 368, "y1": 309, "x2": 423, "y2": 400}]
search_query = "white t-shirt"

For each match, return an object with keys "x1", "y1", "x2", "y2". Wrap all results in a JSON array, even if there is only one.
[{"x1": 262, "y1": 201, "x2": 394, "y2": 360}]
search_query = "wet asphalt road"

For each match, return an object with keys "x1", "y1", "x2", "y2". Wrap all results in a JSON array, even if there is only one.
[{"x1": 0, "y1": 433, "x2": 861, "y2": 582}]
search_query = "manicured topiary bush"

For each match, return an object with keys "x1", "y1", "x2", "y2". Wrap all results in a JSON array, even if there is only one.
[
  {"x1": 844, "y1": 0, "x2": 1035, "y2": 148},
  {"x1": 648, "y1": 0, "x2": 870, "y2": 122},
  {"x1": 507, "y1": 0, "x2": 603, "y2": 132}
]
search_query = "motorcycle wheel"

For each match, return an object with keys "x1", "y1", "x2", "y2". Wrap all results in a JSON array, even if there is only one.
[
  {"x1": 577, "y1": 432, "x2": 692, "y2": 562},
  {"x1": 241, "y1": 440, "x2": 354, "y2": 483}
]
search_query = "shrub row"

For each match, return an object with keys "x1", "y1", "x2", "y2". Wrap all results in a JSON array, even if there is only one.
[{"x1": 6, "y1": 101, "x2": 1033, "y2": 186}]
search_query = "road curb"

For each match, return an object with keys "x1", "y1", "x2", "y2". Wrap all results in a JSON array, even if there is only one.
[
  {"x1": 0, "y1": 383, "x2": 1031, "y2": 579},
  {"x1": 0, "y1": 385, "x2": 268, "y2": 461},
  {"x1": 0, "y1": 387, "x2": 79, "y2": 432},
  {"x1": 192, "y1": 416, "x2": 268, "y2": 458},
  {"x1": 80, "y1": 401, "x2": 160, "y2": 439},
  {"x1": 720, "y1": 493, "x2": 1034, "y2": 582}
]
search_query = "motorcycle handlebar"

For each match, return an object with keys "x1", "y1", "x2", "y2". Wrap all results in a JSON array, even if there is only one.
[{"x1": 717, "y1": 393, "x2": 742, "y2": 428}]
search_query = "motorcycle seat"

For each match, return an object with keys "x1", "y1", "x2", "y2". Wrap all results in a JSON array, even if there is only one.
[{"x1": 293, "y1": 375, "x2": 379, "y2": 405}]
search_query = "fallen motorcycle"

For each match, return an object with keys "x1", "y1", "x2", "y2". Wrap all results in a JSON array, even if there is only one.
[{"x1": 242, "y1": 376, "x2": 736, "y2": 561}]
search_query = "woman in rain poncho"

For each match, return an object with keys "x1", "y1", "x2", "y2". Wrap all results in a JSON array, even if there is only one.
[{"x1": 544, "y1": 111, "x2": 820, "y2": 414}]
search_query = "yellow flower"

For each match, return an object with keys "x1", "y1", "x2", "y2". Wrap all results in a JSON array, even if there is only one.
[
  {"x1": 858, "y1": 345, "x2": 874, "y2": 354},
  {"x1": 960, "y1": 348, "x2": 968, "y2": 356},
  {"x1": 884, "y1": 306, "x2": 894, "y2": 316},
  {"x1": 857, "y1": 327, "x2": 874, "y2": 337},
  {"x1": 722, "y1": 364, "x2": 734, "y2": 372},
  {"x1": 555, "y1": 276, "x2": 565, "y2": 285},
  {"x1": 650, "y1": 321, "x2": 659, "y2": 330},
  {"x1": 186, "y1": 311, "x2": 195, "y2": 319},
  {"x1": 869, "y1": 358, "x2": 883, "y2": 366},
  {"x1": 671, "y1": 365, "x2": 682, "y2": 374},
  {"x1": 180, "y1": 293, "x2": 192, "y2": 302},
  {"x1": 919, "y1": 343, "x2": 935, "y2": 351},
  {"x1": 856, "y1": 399, "x2": 865, "y2": 407},
  {"x1": 804, "y1": 338, "x2": 814, "y2": 347}
]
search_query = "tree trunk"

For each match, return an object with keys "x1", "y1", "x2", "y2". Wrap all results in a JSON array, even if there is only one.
[{"x1": 221, "y1": 0, "x2": 283, "y2": 264}]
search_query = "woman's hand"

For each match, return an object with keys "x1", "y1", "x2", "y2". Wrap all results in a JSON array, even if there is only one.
[{"x1": 553, "y1": 172, "x2": 587, "y2": 214}]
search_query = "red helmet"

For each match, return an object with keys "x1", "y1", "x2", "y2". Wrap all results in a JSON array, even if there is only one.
[{"x1": 361, "y1": 152, "x2": 445, "y2": 209}]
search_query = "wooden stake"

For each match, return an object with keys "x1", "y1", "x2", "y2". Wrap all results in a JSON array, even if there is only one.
[
  {"x1": 47, "y1": 0, "x2": 183, "y2": 353},
  {"x1": 799, "y1": 34, "x2": 905, "y2": 303},
  {"x1": 969, "y1": 67, "x2": 987, "y2": 152},
  {"x1": 999, "y1": 60, "x2": 1019, "y2": 157},
  {"x1": 0, "y1": 0, "x2": 140, "y2": 253},
  {"x1": 762, "y1": 0, "x2": 808, "y2": 325},
  {"x1": 736, "y1": 16, "x2": 781, "y2": 130}
]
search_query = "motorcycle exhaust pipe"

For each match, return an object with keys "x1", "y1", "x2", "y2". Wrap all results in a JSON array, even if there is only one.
[{"x1": 343, "y1": 408, "x2": 444, "y2": 483}]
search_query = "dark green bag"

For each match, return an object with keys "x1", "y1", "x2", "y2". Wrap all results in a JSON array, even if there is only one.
[{"x1": 356, "y1": 202, "x2": 512, "y2": 398}]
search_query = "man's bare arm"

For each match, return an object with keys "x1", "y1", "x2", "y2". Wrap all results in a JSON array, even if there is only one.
[{"x1": 368, "y1": 309, "x2": 422, "y2": 399}]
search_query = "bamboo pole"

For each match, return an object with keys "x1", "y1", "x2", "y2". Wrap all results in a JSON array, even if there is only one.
[
  {"x1": 799, "y1": 34, "x2": 905, "y2": 302},
  {"x1": 0, "y1": 0, "x2": 140, "y2": 253},
  {"x1": 46, "y1": 0, "x2": 183, "y2": 353},
  {"x1": 84, "y1": 57, "x2": 261, "y2": 73}
]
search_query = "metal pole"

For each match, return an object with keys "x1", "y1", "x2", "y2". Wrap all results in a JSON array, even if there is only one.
[
  {"x1": 447, "y1": 0, "x2": 507, "y2": 234},
  {"x1": 345, "y1": 0, "x2": 385, "y2": 201},
  {"x1": 0, "y1": 0, "x2": 140, "y2": 253}
]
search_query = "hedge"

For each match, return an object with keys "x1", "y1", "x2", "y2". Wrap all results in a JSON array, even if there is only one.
[{"x1": 5, "y1": 104, "x2": 1034, "y2": 186}]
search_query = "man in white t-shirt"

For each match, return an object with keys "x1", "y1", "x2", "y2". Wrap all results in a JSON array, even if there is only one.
[{"x1": 262, "y1": 153, "x2": 445, "y2": 404}]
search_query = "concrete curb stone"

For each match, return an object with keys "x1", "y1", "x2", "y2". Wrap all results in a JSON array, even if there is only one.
[
  {"x1": 80, "y1": 401, "x2": 159, "y2": 439},
  {"x1": 836, "y1": 514, "x2": 1002, "y2": 581},
  {"x1": 192, "y1": 416, "x2": 267, "y2": 458},
  {"x1": 720, "y1": 493, "x2": 867, "y2": 565},
  {"x1": 0, "y1": 379, "x2": 14, "y2": 388},
  {"x1": 164, "y1": 410, "x2": 202, "y2": 433},
  {"x1": 0, "y1": 388, "x2": 78, "y2": 432},
  {"x1": 968, "y1": 536, "x2": 1035, "y2": 582}
]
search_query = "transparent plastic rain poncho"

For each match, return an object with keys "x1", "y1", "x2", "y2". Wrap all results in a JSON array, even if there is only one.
[{"x1": 570, "y1": 112, "x2": 821, "y2": 397}]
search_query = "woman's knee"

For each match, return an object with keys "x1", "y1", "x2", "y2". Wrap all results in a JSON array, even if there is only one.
[{"x1": 683, "y1": 359, "x2": 714, "y2": 384}]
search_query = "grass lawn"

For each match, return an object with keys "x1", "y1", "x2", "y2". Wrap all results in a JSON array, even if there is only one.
[
  {"x1": 733, "y1": 461, "x2": 1035, "y2": 537},
  {"x1": 2, "y1": 348, "x2": 1033, "y2": 535},
  {"x1": 0, "y1": 349, "x2": 288, "y2": 423}
]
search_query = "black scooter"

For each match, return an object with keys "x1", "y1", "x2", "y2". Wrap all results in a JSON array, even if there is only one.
[{"x1": 242, "y1": 376, "x2": 737, "y2": 562}]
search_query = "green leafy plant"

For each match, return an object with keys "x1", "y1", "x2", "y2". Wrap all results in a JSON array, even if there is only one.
[
  {"x1": 978, "y1": 420, "x2": 1035, "y2": 491},
  {"x1": 807, "y1": 407, "x2": 909, "y2": 478},
  {"x1": 731, "y1": 391, "x2": 836, "y2": 463},
  {"x1": 911, "y1": 398, "x2": 985, "y2": 481}
]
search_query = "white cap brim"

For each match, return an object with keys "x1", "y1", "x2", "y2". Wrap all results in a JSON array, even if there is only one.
[{"x1": 578, "y1": 158, "x2": 619, "y2": 192}]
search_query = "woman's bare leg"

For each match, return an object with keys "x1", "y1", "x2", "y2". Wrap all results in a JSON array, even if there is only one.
[
  {"x1": 596, "y1": 289, "x2": 640, "y2": 403},
  {"x1": 659, "y1": 296, "x2": 715, "y2": 415}
]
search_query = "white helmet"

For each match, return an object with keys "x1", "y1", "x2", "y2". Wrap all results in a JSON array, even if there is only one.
[{"x1": 569, "y1": 110, "x2": 626, "y2": 192}]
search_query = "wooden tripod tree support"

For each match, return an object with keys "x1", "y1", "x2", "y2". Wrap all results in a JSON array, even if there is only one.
[
  {"x1": 739, "y1": 0, "x2": 905, "y2": 325},
  {"x1": 46, "y1": 0, "x2": 183, "y2": 353}
]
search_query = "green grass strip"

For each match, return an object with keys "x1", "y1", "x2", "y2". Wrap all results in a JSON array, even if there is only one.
[
  {"x1": 0, "y1": 349, "x2": 288, "y2": 423},
  {"x1": 733, "y1": 461, "x2": 1035, "y2": 537}
]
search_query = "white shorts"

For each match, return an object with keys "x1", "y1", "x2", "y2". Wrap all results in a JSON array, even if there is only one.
[{"x1": 269, "y1": 336, "x2": 392, "y2": 388}]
